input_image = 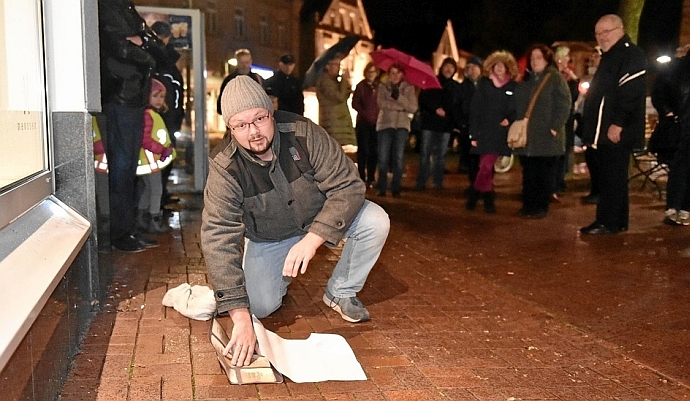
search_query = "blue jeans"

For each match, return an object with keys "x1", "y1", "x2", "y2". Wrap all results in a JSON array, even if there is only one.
[
  {"x1": 243, "y1": 200, "x2": 390, "y2": 318},
  {"x1": 416, "y1": 130, "x2": 450, "y2": 189},
  {"x1": 376, "y1": 128, "x2": 409, "y2": 193}
]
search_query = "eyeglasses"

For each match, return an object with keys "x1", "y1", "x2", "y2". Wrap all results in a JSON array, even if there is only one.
[
  {"x1": 595, "y1": 26, "x2": 621, "y2": 37},
  {"x1": 229, "y1": 114, "x2": 271, "y2": 134}
]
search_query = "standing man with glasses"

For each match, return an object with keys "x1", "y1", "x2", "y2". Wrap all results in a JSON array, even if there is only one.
[
  {"x1": 201, "y1": 76, "x2": 390, "y2": 367},
  {"x1": 579, "y1": 14, "x2": 647, "y2": 235}
]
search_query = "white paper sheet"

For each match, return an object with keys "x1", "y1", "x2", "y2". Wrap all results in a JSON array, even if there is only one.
[{"x1": 252, "y1": 316, "x2": 367, "y2": 383}]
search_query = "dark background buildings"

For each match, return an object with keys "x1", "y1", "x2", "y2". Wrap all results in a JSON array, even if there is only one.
[{"x1": 357, "y1": 0, "x2": 683, "y2": 60}]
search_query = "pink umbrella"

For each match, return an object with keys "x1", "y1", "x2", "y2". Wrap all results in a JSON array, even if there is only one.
[{"x1": 370, "y1": 48, "x2": 442, "y2": 89}]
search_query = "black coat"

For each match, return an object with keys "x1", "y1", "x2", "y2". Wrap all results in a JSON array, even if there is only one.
[
  {"x1": 469, "y1": 77, "x2": 516, "y2": 156},
  {"x1": 582, "y1": 35, "x2": 647, "y2": 150},
  {"x1": 264, "y1": 70, "x2": 305, "y2": 115},
  {"x1": 98, "y1": 0, "x2": 159, "y2": 107},
  {"x1": 458, "y1": 78, "x2": 479, "y2": 133},
  {"x1": 418, "y1": 75, "x2": 462, "y2": 133},
  {"x1": 155, "y1": 44, "x2": 185, "y2": 133},
  {"x1": 650, "y1": 53, "x2": 690, "y2": 160}
]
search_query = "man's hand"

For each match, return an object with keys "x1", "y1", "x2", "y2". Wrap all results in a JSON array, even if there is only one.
[
  {"x1": 607, "y1": 124, "x2": 622, "y2": 144},
  {"x1": 500, "y1": 118, "x2": 509, "y2": 127},
  {"x1": 126, "y1": 35, "x2": 143, "y2": 46},
  {"x1": 283, "y1": 232, "x2": 325, "y2": 277},
  {"x1": 435, "y1": 108, "x2": 446, "y2": 117},
  {"x1": 225, "y1": 308, "x2": 257, "y2": 367}
]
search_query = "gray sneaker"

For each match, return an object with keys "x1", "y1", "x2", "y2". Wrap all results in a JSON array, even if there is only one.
[
  {"x1": 678, "y1": 210, "x2": 690, "y2": 226},
  {"x1": 323, "y1": 292, "x2": 370, "y2": 323}
]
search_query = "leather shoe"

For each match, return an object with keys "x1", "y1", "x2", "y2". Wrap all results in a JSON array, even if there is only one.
[
  {"x1": 134, "y1": 233, "x2": 159, "y2": 248},
  {"x1": 112, "y1": 234, "x2": 146, "y2": 253},
  {"x1": 579, "y1": 222, "x2": 619, "y2": 235}
]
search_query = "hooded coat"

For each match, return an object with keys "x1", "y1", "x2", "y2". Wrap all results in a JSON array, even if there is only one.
[
  {"x1": 316, "y1": 73, "x2": 356, "y2": 145},
  {"x1": 469, "y1": 77, "x2": 517, "y2": 156}
]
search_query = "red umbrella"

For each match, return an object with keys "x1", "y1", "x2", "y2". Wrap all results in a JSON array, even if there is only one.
[{"x1": 370, "y1": 48, "x2": 441, "y2": 89}]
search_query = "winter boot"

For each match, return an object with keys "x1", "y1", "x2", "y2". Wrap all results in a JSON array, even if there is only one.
[
  {"x1": 136, "y1": 209, "x2": 150, "y2": 232},
  {"x1": 148, "y1": 212, "x2": 171, "y2": 233},
  {"x1": 483, "y1": 191, "x2": 496, "y2": 214},
  {"x1": 466, "y1": 188, "x2": 478, "y2": 210}
]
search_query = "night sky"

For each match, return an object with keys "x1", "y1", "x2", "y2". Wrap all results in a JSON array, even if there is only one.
[{"x1": 356, "y1": 0, "x2": 682, "y2": 60}]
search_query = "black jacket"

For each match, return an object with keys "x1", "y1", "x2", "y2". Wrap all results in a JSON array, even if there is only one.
[
  {"x1": 582, "y1": 35, "x2": 647, "y2": 149},
  {"x1": 469, "y1": 77, "x2": 516, "y2": 156},
  {"x1": 458, "y1": 78, "x2": 480, "y2": 133},
  {"x1": 264, "y1": 70, "x2": 305, "y2": 115},
  {"x1": 418, "y1": 75, "x2": 462, "y2": 133},
  {"x1": 98, "y1": 0, "x2": 162, "y2": 107},
  {"x1": 155, "y1": 44, "x2": 185, "y2": 133}
]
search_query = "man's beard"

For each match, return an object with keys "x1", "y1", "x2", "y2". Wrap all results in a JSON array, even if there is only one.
[{"x1": 248, "y1": 135, "x2": 271, "y2": 156}]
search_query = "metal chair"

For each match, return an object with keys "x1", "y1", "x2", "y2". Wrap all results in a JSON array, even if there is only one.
[{"x1": 629, "y1": 148, "x2": 669, "y2": 199}]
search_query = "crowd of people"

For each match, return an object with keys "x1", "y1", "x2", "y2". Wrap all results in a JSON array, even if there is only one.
[
  {"x1": 94, "y1": 6, "x2": 687, "y2": 367},
  {"x1": 306, "y1": 13, "x2": 662, "y2": 235}
]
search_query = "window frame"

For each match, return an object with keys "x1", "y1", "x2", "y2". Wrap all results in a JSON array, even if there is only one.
[{"x1": 0, "y1": 0, "x2": 53, "y2": 231}]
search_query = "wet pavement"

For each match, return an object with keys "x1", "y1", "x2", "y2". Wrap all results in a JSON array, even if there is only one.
[{"x1": 60, "y1": 155, "x2": 690, "y2": 400}]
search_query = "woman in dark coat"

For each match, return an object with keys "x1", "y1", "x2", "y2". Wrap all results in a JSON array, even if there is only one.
[
  {"x1": 467, "y1": 50, "x2": 519, "y2": 213},
  {"x1": 352, "y1": 62, "x2": 380, "y2": 187},
  {"x1": 514, "y1": 44, "x2": 572, "y2": 218}
]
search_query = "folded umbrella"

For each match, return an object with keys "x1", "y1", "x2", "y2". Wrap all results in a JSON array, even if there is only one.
[
  {"x1": 303, "y1": 34, "x2": 360, "y2": 89},
  {"x1": 370, "y1": 48, "x2": 441, "y2": 89}
]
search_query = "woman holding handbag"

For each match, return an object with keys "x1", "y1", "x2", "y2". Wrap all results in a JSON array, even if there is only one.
[{"x1": 513, "y1": 44, "x2": 572, "y2": 218}]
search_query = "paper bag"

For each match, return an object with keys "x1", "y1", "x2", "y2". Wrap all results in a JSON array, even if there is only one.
[{"x1": 208, "y1": 317, "x2": 283, "y2": 385}]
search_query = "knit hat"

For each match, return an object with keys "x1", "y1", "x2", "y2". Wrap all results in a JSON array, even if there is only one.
[
  {"x1": 151, "y1": 78, "x2": 166, "y2": 93},
  {"x1": 467, "y1": 56, "x2": 483, "y2": 67},
  {"x1": 220, "y1": 75, "x2": 274, "y2": 125}
]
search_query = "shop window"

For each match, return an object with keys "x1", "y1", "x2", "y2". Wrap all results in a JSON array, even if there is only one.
[{"x1": 0, "y1": 0, "x2": 51, "y2": 230}]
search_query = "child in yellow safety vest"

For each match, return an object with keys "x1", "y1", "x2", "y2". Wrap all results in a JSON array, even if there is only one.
[{"x1": 136, "y1": 78, "x2": 177, "y2": 233}]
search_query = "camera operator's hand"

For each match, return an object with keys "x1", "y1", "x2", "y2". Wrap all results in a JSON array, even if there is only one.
[{"x1": 127, "y1": 35, "x2": 143, "y2": 46}]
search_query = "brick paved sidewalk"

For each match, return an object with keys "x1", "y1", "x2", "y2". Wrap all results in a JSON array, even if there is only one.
[{"x1": 60, "y1": 192, "x2": 690, "y2": 401}]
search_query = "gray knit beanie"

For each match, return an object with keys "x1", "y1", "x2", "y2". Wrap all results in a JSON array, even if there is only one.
[{"x1": 220, "y1": 75, "x2": 274, "y2": 125}]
